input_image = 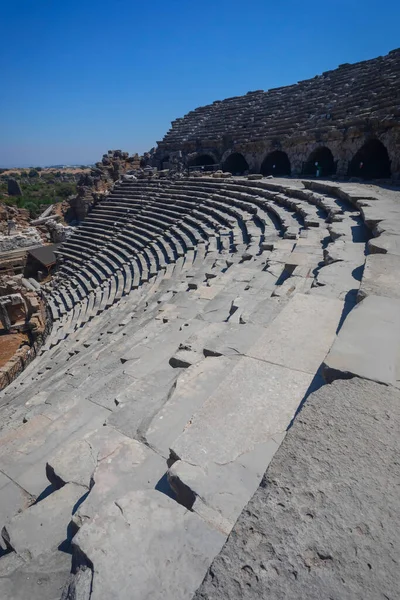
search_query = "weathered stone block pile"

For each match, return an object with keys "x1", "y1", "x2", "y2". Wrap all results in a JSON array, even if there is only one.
[{"x1": 0, "y1": 176, "x2": 398, "y2": 599}]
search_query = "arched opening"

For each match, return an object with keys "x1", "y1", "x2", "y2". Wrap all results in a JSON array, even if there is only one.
[
  {"x1": 303, "y1": 147, "x2": 336, "y2": 177},
  {"x1": 223, "y1": 153, "x2": 249, "y2": 175},
  {"x1": 161, "y1": 156, "x2": 170, "y2": 170},
  {"x1": 261, "y1": 151, "x2": 291, "y2": 176},
  {"x1": 188, "y1": 154, "x2": 216, "y2": 167},
  {"x1": 348, "y1": 139, "x2": 391, "y2": 179}
]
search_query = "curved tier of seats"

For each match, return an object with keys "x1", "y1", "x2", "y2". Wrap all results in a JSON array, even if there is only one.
[
  {"x1": 159, "y1": 50, "x2": 400, "y2": 149},
  {"x1": 0, "y1": 176, "x2": 398, "y2": 600}
]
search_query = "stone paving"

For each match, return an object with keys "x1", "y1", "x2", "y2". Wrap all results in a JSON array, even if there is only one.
[{"x1": 0, "y1": 176, "x2": 398, "y2": 599}]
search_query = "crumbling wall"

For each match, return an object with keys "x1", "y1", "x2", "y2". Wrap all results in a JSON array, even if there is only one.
[{"x1": 67, "y1": 150, "x2": 148, "y2": 222}]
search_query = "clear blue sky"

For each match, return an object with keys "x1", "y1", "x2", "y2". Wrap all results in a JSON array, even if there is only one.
[{"x1": 1, "y1": 0, "x2": 399, "y2": 167}]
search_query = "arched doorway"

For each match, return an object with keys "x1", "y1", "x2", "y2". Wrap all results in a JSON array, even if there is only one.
[
  {"x1": 261, "y1": 151, "x2": 291, "y2": 176},
  {"x1": 348, "y1": 139, "x2": 391, "y2": 179},
  {"x1": 223, "y1": 153, "x2": 249, "y2": 175},
  {"x1": 161, "y1": 155, "x2": 170, "y2": 170},
  {"x1": 188, "y1": 154, "x2": 216, "y2": 167},
  {"x1": 303, "y1": 147, "x2": 336, "y2": 177}
]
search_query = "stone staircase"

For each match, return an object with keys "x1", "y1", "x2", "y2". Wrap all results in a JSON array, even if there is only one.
[{"x1": 0, "y1": 176, "x2": 399, "y2": 600}]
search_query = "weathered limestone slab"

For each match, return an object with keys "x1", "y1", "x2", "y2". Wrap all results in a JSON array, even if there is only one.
[
  {"x1": 168, "y1": 430, "x2": 284, "y2": 535},
  {"x1": 323, "y1": 239, "x2": 365, "y2": 264},
  {"x1": 68, "y1": 490, "x2": 225, "y2": 600},
  {"x1": 243, "y1": 296, "x2": 284, "y2": 326},
  {"x1": 107, "y1": 366, "x2": 181, "y2": 439},
  {"x1": 72, "y1": 435, "x2": 165, "y2": 528},
  {"x1": 146, "y1": 356, "x2": 240, "y2": 457},
  {"x1": 0, "y1": 473, "x2": 33, "y2": 535},
  {"x1": 324, "y1": 294, "x2": 400, "y2": 387},
  {"x1": 312, "y1": 260, "x2": 363, "y2": 300},
  {"x1": 247, "y1": 293, "x2": 343, "y2": 374},
  {"x1": 202, "y1": 322, "x2": 262, "y2": 357},
  {"x1": 171, "y1": 356, "x2": 312, "y2": 467},
  {"x1": 194, "y1": 378, "x2": 400, "y2": 600},
  {"x1": 0, "y1": 550, "x2": 71, "y2": 600},
  {"x1": 368, "y1": 232, "x2": 400, "y2": 256},
  {"x1": 358, "y1": 253, "x2": 400, "y2": 301},
  {"x1": 0, "y1": 401, "x2": 109, "y2": 497},
  {"x1": 2, "y1": 482, "x2": 85, "y2": 559},
  {"x1": 46, "y1": 425, "x2": 146, "y2": 488}
]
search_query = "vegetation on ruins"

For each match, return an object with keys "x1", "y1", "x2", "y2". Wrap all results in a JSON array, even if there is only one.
[{"x1": 0, "y1": 170, "x2": 81, "y2": 217}]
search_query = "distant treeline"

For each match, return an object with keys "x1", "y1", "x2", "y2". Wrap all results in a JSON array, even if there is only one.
[{"x1": 0, "y1": 170, "x2": 77, "y2": 218}]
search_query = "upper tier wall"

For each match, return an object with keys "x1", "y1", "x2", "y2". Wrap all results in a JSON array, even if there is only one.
[{"x1": 155, "y1": 49, "x2": 400, "y2": 179}]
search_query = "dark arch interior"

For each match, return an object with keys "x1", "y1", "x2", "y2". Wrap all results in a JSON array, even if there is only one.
[
  {"x1": 189, "y1": 154, "x2": 216, "y2": 167},
  {"x1": 161, "y1": 156, "x2": 170, "y2": 169},
  {"x1": 348, "y1": 139, "x2": 391, "y2": 179},
  {"x1": 223, "y1": 153, "x2": 249, "y2": 175},
  {"x1": 303, "y1": 147, "x2": 336, "y2": 177},
  {"x1": 261, "y1": 151, "x2": 291, "y2": 176}
]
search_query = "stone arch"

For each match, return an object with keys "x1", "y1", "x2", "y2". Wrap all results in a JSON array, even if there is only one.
[
  {"x1": 303, "y1": 146, "x2": 336, "y2": 177},
  {"x1": 222, "y1": 152, "x2": 249, "y2": 175},
  {"x1": 188, "y1": 154, "x2": 216, "y2": 167},
  {"x1": 260, "y1": 151, "x2": 291, "y2": 176},
  {"x1": 348, "y1": 138, "x2": 391, "y2": 179}
]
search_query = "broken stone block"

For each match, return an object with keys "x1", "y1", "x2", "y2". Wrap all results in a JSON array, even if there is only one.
[
  {"x1": 358, "y1": 253, "x2": 400, "y2": 301},
  {"x1": 323, "y1": 294, "x2": 400, "y2": 387},
  {"x1": 2, "y1": 483, "x2": 85, "y2": 559},
  {"x1": 247, "y1": 293, "x2": 343, "y2": 374},
  {"x1": 46, "y1": 426, "x2": 144, "y2": 489},
  {"x1": 69, "y1": 490, "x2": 225, "y2": 600},
  {"x1": 71, "y1": 437, "x2": 165, "y2": 529}
]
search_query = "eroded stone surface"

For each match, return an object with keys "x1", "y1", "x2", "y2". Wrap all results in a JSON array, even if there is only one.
[
  {"x1": 0, "y1": 551, "x2": 71, "y2": 600},
  {"x1": 323, "y1": 294, "x2": 400, "y2": 386},
  {"x1": 358, "y1": 253, "x2": 400, "y2": 301},
  {"x1": 69, "y1": 490, "x2": 225, "y2": 600},
  {"x1": 193, "y1": 378, "x2": 400, "y2": 600},
  {"x1": 2, "y1": 483, "x2": 85, "y2": 559}
]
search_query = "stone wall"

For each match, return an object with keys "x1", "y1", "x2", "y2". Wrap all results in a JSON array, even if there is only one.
[
  {"x1": 154, "y1": 49, "x2": 400, "y2": 179},
  {"x1": 67, "y1": 150, "x2": 147, "y2": 222}
]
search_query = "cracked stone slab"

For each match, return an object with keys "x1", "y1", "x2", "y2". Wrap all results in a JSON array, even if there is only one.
[
  {"x1": 46, "y1": 425, "x2": 144, "y2": 489},
  {"x1": 368, "y1": 232, "x2": 400, "y2": 256},
  {"x1": 2, "y1": 482, "x2": 85, "y2": 559},
  {"x1": 107, "y1": 366, "x2": 181, "y2": 440},
  {"x1": 193, "y1": 378, "x2": 400, "y2": 600},
  {"x1": 168, "y1": 431, "x2": 285, "y2": 534},
  {"x1": 312, "y1": 261, "x2": 363, "y2": 299},
  {"x1": 171, "y1": 356, "x2": 312, "y2": 467},
  {"x1": 68, "y1": 490, "x2": 225, "y2": 600},
  {"x1": 247, "y1": 293, "x2": 343, "y2": 374},
  {"x1": 0, "y1": 472, "x2": 33, "y2": 536},
  {"x1": 146, "y1": 356, "x2": 240, "y2": 458},
  {"x1": 0, "y1": 400, "x2": 110, "y2": 498},
  {"x1": 323, "y1": 294, "x2": 400, "y2": 387},
  {"x1": 72, "y1": 436, "x2": 165, "y2": 529},
  {"x1": 358, "y1": 253, "x2": 400, "y2": 301}
]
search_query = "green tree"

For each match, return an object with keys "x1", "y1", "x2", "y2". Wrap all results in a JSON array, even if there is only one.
[
  {"x1": 23, "y1": 202, "x2": 39, "y2": 218},
  {"x1": 28, "y1": 169, "x2": 39, "y2": 178}
]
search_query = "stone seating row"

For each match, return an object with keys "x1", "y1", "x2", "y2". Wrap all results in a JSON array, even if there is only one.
[
  {"x1": 0, "y1": 177, "x2": 383, "y2": 600},
  {"x1": 49, "y1": 176, "x2": 366, "y2": 341},
  {"x1": 162, "y1": 51, "x2": 400, "y2": 146},
  {"x1": 193, "y1": 179, "x2": 400, "y2": 600}
]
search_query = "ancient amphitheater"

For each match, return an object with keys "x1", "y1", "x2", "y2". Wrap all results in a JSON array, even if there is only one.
[{"x1": 0, "y1": 50, "x2": 400, "y2": 600}]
